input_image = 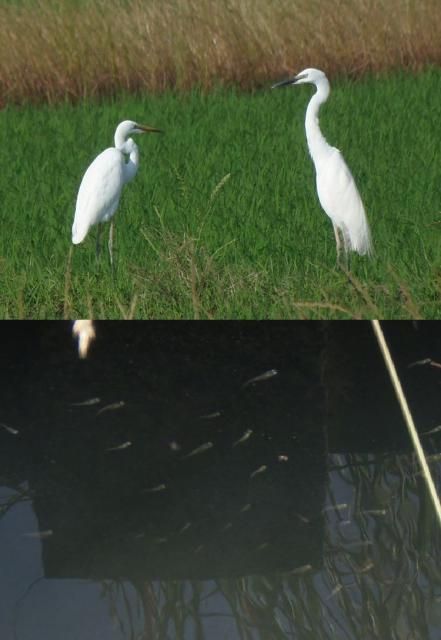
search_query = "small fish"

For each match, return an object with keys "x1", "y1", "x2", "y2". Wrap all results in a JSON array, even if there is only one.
[
  {"x1": 256, "y1": 542, "x2": 270, "y2": 551},
  {"x1": 278, "y1": 454, "x2": 288, "y2": 462},
  {"x1": 408, "y1": 358, "x2": 441, "y2": 370},
  {"x1": 97, "y1": 401, "x2": 125, "y2": 415},
  {"x1": 179, "y1": 522, "x2": 192, "y2": 534},
  {"x1": 105, "y1": 441, "x2": 132, "y2": 452},
  {"x1": 295, "y1": 513, "x2": 310, "y2": 524},
  {"x1": 361, "y1": 509, "x2": 387, "y2": 516},
  {"x1": 289, "y1": 564, "x2": 312, "y2": 575},
  {"x1": 242, "y1": 369, "x2": 279, "y2": 388},
  {"x1": 358, "y1": 561, "x2": 374, "y2": 573},
  {"x1": 194, "y1": 545, "x2": 204, "y2": 554},
  {"x1": 222, "y1": 522, "x2": 233, "y2": 531},
  {"x1": 199, "y1": 411, "x2": 221, "y2": 419},
  {"x1": 143, "y1": 484, "x2": 166, "y2": 493},
  {"x1": 422, "y1": 425, "x2": 441, "y2": 436},
  {"x1": 0, "y1": 422, "x2": 19, "y2": 435},
  {"x1": 323, "y1": 503, "x2": 348, "y2": 513},
  {"x1": 240, "y1": 503, "x2": 252, "y2": 512},
  {"x1": 23, "y1": 529, "x2": 53, "y2": 539},
  {"x1": 154, "y1": 537, "x2": 168, "y2": 544},
  {"x1": 250, "y1": 464, "x2": 267, "y2": 479},
  {"x1": 232, "y1": 429, "x2": 253, "y2": 447},
  {"x1": 70, "y1": 397, "x2": 101, "y2": 407},
  {"x1": 326, "y1": 584, "x2": 343, "y2": 600},
  {"x1": 182, "y1": 441, "x2": 213, "y2": 459},
  {"x1": 408, "y1": 358, "x2": 432, "y2": 368}
]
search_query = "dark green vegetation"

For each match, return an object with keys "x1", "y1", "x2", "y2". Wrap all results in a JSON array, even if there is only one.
[{"x1": 1, "y1": 70, "x2": 440, "y2": 318}]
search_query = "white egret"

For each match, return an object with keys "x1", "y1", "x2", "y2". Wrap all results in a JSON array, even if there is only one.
[
  {"x1": 72, "y1": 120, "x2": 162, "y2": 265},
  {"x1": 272, "y1": 68, "x2": 372, "y2": 258}
]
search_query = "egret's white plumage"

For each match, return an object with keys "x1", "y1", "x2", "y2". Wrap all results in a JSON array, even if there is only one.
[
  {"x1": 72, "y1": 120, "x2": 161, "y2": 262},
  {"x1": 273, "y1": 68, "x2": 372, "y2": 257}
]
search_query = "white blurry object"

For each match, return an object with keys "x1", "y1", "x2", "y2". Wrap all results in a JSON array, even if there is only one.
[{"x1": 72, "y1": 320, "x2": 96, "y2": 359}]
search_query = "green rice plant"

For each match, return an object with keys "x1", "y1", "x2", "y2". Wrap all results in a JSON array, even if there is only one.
[{"x1": 0, "y1": 71, "x2": 440, "y2": 318}]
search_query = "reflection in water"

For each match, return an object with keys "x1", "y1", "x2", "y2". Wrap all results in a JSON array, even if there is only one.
[{"x1": 0, "y1": 322, "x2": 440, "y2": 639}]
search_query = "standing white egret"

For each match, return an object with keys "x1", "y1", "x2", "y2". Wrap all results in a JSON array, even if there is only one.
[
  {"x1": 272, "y1": 69, "x2": 372, "y2": 258},
  {"x1": 72, "y1": 120, "x2": 162, "y2": 265}
]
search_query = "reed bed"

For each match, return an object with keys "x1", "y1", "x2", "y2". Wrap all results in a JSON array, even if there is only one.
[{"x1": 1, "y1": 0, "x2": 441, "y2": 105}]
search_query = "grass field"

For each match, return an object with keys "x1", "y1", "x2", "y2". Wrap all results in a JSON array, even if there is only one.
[{"x1": 1, "y1": 70, "x2": 441, "y2": 318}]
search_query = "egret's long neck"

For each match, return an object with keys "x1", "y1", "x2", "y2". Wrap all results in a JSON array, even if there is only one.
[
  {"x1": 305, "y1": 78, "x2": 331, "y2": 163},
  {"x1": 123, "y1": 144, "x2": 139, "y2": 184},
  {"x1": 116, "y1": 136, "x2": 139, "y2": 184}
]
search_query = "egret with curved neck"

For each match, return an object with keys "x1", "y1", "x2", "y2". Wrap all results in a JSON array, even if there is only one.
[
  {"x1": 273, "y1": 68, "x2": 372, "y2": 258},
  {"x1": 72, "y1": 120, "x2": 162, "y2": 266}
]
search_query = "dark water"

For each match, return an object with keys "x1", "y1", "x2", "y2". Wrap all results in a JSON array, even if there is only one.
[{"x1": 1, "y1": 321, "x2": 440, "y2": 639}]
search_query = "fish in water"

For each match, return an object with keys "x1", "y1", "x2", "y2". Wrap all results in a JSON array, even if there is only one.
[
  {"x1": 97, "y1": 401, "x2": 125, "y2": 415},
  {"x1": 199, "y1": 411, "x2": 222, "y2": 419},
  {"x1": 242, "y1": 369, "x2": 278, "y2": 388},
  {"x1": 22, "y1": 529, "x2": 53, "y2": 539},
  {"x1": 408, "y1": 358, "x2": 441, "y2": 369},
  {"x1": 361, "y1": 509, "x2": 387, "y2": 516},
  {"x1": 326, "y1": 584, "x2": 343, "y2": 600},
  {"x1": 0, "y1": 422, "x2": 19, "y2": 435},
  {"x1": 232, "y1": 429, "x2": 253, "y2": 447},
  {"x1": 143, "y1": 484, "x2": 166, "y2": 493},
  {"x1": 105, "y1": 441, "x2": 132, "y2": 451},
  {"x1": 322, "y1": 503, "x2": 348, "y2": 513},
  {"x1": 182, "y1": 441, "x2": 213, "y2": 459},
  {"x1": 250, "y1": 465, "x2": 267, "y2": 479},
  {"x1": 422, "y1": 425, "x2": 441, "y2": 436},
  {"x1": 179, "y1": 522, "x2": 192, "y2": 534},
  {"x1": 70, "y1": 397, "x2": 101, "y2": 407},
  {"x1": 289, "y1": 564, "x2": 312, "y2": 575}
]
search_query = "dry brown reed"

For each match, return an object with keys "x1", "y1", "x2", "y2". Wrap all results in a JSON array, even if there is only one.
[{"x1": 1, "y1": 0, "x2": 441, "y2": 105}]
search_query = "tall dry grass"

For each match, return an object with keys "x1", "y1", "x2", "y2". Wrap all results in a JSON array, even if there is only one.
[{"x1": 1, "y1": 0, "x2": 441, "y2": 104}]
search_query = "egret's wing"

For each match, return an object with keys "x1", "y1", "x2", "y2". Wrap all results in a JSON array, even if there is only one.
[
  {"x1": 316, "y1": 148, "x2": 372, "y2": 255},
  {"x1": 72, "y1": 148, "x2": 124, "y2": 244}
]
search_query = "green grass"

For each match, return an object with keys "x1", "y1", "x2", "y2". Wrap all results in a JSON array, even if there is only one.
[{"x1": 1, "y1": 70, "x2": 441, "y2": 318}]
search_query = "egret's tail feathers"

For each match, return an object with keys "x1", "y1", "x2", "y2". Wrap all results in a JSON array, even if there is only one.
[
  {"x1": 72, "y1": 222, "x2": 89, "y2": 245},
  {"x1": 352, "y1": 221, "x2": 373, "y2": 257},
  {"x1": 341, "y1": 218, "x2": 373, "y2": 257}
]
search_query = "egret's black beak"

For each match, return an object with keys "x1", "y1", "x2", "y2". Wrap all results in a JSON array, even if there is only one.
[
  {"x1": 271, "y1": 77, "x2": 297, "y2": 89},
  {"x1": 271, "y1": 72, "x2": 307, "y2": 89}
]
